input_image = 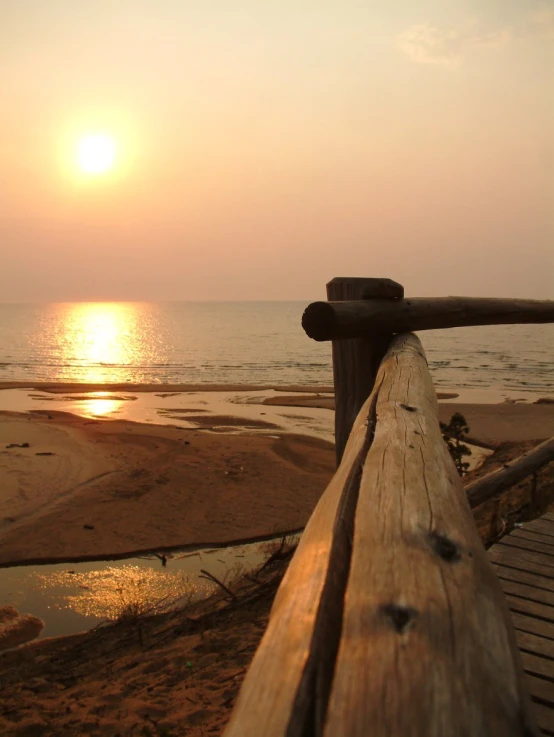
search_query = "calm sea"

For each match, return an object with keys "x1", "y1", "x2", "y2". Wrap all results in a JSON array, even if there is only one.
[{"x1": 0, "y1": 302, "x2": 552, "y2": 392}]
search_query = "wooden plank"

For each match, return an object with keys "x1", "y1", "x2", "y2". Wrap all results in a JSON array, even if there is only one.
[
  {"x1": 524, "y1": 520, "x2": 554, "y2": 539},
  {"x1": 527, "y1": 674, "x2": 554, "y2": 706},
  {"x1": 499, "y1": 579, "x2": 554, "y2": 608},
  {"x1": 516, "y1": 630, "x2": 554, "y2": 660},
  {"x1": 511, "y1": 612, "x2": 554, "y2": 640},
  {"x1": 543, "y1": 513, "x2": 554, "y2": 522},
  {"x1": 492, "y1": 563, "x2": 554, "y2": 593},
  {"x1": 466, "y1": 437, "x2": 554, "y2": 509},
  {"x1": 322, "y1": 334, "x2": 537, "y2": 736},
  {"x1": 489, "y1": 548, "x2": 554, "y2": 580},
  {"x1": 324, "y1": 277, "x2": 402, "y2": 464},
  {"x1": 521, "y1": 651, "x2": 554, "y2": 680},
  {"x1": 533, "y1": 701, "x2": 554, "y2": 735},
  {"x1": 506, "y1": 595, "x2": 554, "y2": 623},
  {"x1": 494, "y1": 545, "x2": 554, "y2": 572},
  {"x1": 512, "y1": 530, "x2": 554, "y2": 549},
  {"x1": 501, "y1": 536, "x2": 554, "y2": 557},
  {"x1": 301, "y1": 297, "x2": 554, "y2": 341}
]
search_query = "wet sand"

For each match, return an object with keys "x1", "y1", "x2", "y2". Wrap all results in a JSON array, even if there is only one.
[
  {"x1": 438, "y1": 402, "x2": 554, "y2": 445},
  {"x1": 0, "y1": 409, "x2": 334, "y2": 566},
  {"x1": 2, "y1": 383, "x2": 553, "y2": 568}
]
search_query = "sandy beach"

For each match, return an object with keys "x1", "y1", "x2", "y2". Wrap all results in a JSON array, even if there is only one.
[
  {"x1": 1, "y1": 383, "x2": 553, "y2": 735},
  {"x1": 0, "y1": 405, "x2": 334, "y2": 567},
  {"x1": 1, "y1": 383, "x2": 554, "y2": 567}
]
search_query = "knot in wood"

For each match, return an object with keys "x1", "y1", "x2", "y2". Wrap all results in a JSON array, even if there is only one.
[
  {"x1": 430, "y1": 531, "x2": 461, "y2": 562},
  {"x1": 381, "y1": 603, "x2": 419, "y2": 634},
  {"x1": 399, "y1": 403, "x2": 417, "y2": 412}
]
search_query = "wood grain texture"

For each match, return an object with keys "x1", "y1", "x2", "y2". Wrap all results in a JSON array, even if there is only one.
[
  {"x1": 524, "y1": 519, "x2": 554, "y2": 539},
  {"x1": 324, "y1": 333, "x2": 537, "y2": 736},
  {"x1": 511, "y1": 530, "x2": 554, "y2": 549},
  {"x1": 225, "y1": 333, "x2": 538, "y2": 737},
  {"x1": 325, "y1": 277, "x2": 401, "y2": 465},
  {"x1": 533, "y1": 702, "x2": 554, "y2": 735},
  {"x1": 493, "y1": 562, "x2": 554, "y2": 592},
  {"x1": 511, "y1": 612, "x2": 554, "y2": 640},
  {"x1": 526, "y1": 675, "x2": 554, "y2": 708},
  {"x1": 515, "y1": 630, "x2": 554, "y2": 660},
  {"x1": 325, "y1": 277, "x2": 404, "y2": 300},
  {"x1": 495, "y1": 545, "x2": 554, "y2": 570},
  {"x1": 302, "y1": 297, "x2": 554, "y2": 341},
  {"x1": 466, "y1": 437, "x2": 554, "y2": 509},
  {"x1": 499, "y1": 578, "x2": 554, "y2": 607},
  {"x1": 223, "y1": 369, "x2": 382, "y2": 737},
  {"x1": 501, "y1": 536, "x2": 554, "y2": 557},
  {"x1": 520, "y1": 651, "x2": 554, "y2": 680},
  {"x1": 505, "y1": 594, "x2": 554, "y2": 622},
  {"x1": 489, "y1": 548, "x2": 554, "y2": 579}
]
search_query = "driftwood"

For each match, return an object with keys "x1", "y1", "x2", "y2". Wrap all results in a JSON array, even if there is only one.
[
  {"x1": 224, "y1": 333, "x2": 537, "y2": 737},
  {"x1": 302, "y1": 296, "x2": 554, "y2": 341},
  {"x1": 326, "y1": 277, "x2": 402, "y2": 464},
  {"x1": 466, "y1": 436, "x2": 554, "y2": 509}
]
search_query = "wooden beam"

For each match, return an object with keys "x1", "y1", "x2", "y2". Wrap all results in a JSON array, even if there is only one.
[
  {"x1": 326, "y1": 277, "x2": 403, "y2": 464},
  {"x1": 302, "y1": 297, "x2": 554, "y2": 341},
  {"x1": 223, "y1": 362, "x2": 380, "y2": 737},
  {"x1": 224, "y1": 333, "x2": 538, "y2": 737},
  {"x1": 466, "y1": 436, "x2": 554, "y2": 509}
]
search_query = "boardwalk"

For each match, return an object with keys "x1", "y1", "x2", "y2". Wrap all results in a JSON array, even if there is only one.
[{"x1": 489, "y1": 512, "x2": 554, "y2": 735}]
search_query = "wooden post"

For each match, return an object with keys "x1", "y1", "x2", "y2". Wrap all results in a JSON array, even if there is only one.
[
  {"x1": 223, "y1": 333, "x2": 538, "y2": 737},
  {"x1": 326, "y1": 277, "x2": 403, "y2": 464}
]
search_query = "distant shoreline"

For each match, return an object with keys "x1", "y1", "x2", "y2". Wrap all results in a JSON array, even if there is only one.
[
  {"x1": 0, "y1": 381, "x2": 335, "y2": 394},
  {"x1": 0, "y1": 380, "x2": 551, "y2": 403}
]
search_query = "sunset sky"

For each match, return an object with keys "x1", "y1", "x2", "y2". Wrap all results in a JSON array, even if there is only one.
[{"x1": 1, "y1": 1, "x2": 552, "y2": 302}]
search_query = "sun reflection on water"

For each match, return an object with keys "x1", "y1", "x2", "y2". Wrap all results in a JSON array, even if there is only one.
[
  {"x1": 77, "y1": 391, "x2": 123, "y2": 417},
  {"x1": 44, "y1": 302, "x2": 166, "y2": 385},
  {"x1": 63, "y1": 304, "x2": 132, "y2": 383},
  {"x1": 33, "y1": 566, "x2": 214, "y2": 620}
]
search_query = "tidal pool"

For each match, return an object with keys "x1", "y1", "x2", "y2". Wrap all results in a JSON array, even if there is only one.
[{"x1": 0, "y1": 534, "x2": 297, "y2": 644}]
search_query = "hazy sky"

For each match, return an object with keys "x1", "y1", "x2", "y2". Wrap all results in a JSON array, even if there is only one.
[{"x1": 1, "y1": 1, "x2": 552, "y2": 301}]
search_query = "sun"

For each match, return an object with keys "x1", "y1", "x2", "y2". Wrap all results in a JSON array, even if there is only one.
[{"x1": 77, "y1": 133, "x2": 116, "y2": 175}]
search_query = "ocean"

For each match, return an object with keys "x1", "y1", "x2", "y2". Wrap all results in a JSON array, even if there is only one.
[{"x1": 0, "y1": 301, "x2": 552, "y2": 393}]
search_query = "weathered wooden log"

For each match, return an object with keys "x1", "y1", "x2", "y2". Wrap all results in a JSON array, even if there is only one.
[
  {"x1": 224, "y1": 333, "x2": 538, "y2": 737},
  {"x1": 467, "y1": 436, "x2": 554, "y2": 509},
  {"x1": 303, "y1": 296, "x2": 554, "y2": 340},
  {"x1": 326, "y1": 277, "x2": 403, "y2": 464}
]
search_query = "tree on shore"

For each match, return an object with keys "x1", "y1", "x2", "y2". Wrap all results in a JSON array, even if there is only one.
[{"x1": 440, "y1": 412, "x2": 472, "y2": 476}]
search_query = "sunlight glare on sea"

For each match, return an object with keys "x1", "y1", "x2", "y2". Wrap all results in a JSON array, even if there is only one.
[
  {"x1": 38, "y1": 302, "x2": 160, "y2": 385},
  {"x1": 0, "y1": 302, "x2": 552, "y2": 391}
]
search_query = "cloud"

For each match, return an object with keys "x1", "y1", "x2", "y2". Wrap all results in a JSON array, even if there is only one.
[
  {"x1": 526, "y1": 7, "x2": 554, "y2": 40},
  {"x1": 398, "y1": 8, "x2": 553, "y2": 66},
  {"x1": 397, "y1": 24, "x2": 509, "y2": 67}
]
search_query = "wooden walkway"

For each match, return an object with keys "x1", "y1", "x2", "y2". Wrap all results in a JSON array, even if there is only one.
[{"x1": 489, "y1": 512, "x2": 554, "y2": 735}]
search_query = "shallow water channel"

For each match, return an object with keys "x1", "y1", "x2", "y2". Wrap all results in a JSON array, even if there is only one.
[{"x1": 0, "y1": 535, "x2": 296, "y2": 643}]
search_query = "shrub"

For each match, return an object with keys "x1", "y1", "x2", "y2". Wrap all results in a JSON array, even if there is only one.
[{"x1": 440, "y1": 412, "x2": 472, "y2": 476}]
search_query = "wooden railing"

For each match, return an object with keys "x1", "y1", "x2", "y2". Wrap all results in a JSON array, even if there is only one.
[{"x1": 223, "y1": 278, "x2": 554, "y2": 737}]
